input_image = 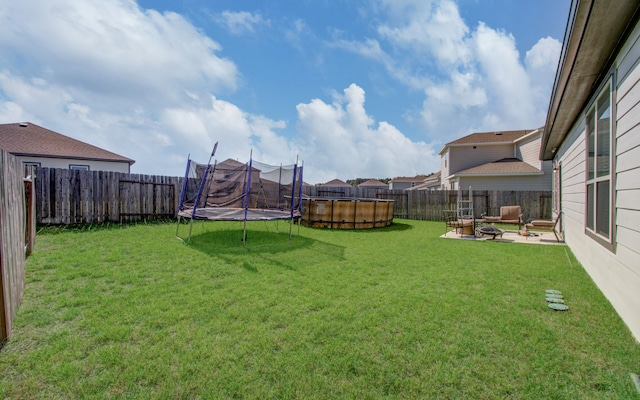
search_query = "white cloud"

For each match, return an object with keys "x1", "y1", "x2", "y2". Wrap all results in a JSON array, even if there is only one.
[
  {"x1": 0, "y1": 0, "x2": 561, "y2": 185},
  {"x1": 0, "y1": 0, "x2": 244, "y2": 176},
  {"x1": 377, "y1": 0, "x2": 470, "y2": 67},
  {"x1": 470, "y1": 23, "x2": 535, "y2": 127},
  {"x1": 214, "y1": 11, "x2": 269, "y2": 35},
  {"x1": 295, "y1": 84, "x2": 437, "y2": 183},
  {"x1": 0, "y1": 0, "x2": 238, "y2": 107},
  {"x1": 342, "y1": 0, "x2": 562, "y2": 141}
]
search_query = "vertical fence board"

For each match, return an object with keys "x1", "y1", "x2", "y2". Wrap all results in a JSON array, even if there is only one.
[{"x1": 0, "y1": 150, "x2": 29, "y2": 341}]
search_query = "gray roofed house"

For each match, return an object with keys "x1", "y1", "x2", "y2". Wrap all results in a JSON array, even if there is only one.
[
  {"x1": 0, "y1": 122, "x2": 134, "y2": 174},
  {"x1": 316, "y1": 178, "x2": 352, "y2": 197},
  {"x1": 319, "y1": 179, "x2": 351, "y2": 187},
  {"x1": 439, "y1": 128, "x2": 551, "y2": 191},
  {"x1": 406, "y1": 171, "x2": 441, "y2": 191},
  {"x1": 389, "y1": 175, "x2": 427, "y2": 190},
  {"x1": 357, "y1": 179, "x2": 388, "y2": 190}
]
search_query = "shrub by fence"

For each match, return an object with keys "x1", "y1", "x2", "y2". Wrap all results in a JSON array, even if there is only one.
[{"x1": 0, "y1": 150, "x2": 34, "y2": 342}]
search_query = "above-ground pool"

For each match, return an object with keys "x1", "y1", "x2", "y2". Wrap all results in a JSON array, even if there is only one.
[{"x1": 301, "y1": 197, "x2": 394, "y2": 229}]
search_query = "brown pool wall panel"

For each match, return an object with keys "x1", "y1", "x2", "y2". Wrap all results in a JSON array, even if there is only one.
[{"x1": 301, "y1": 198, "x2": 394, "y2": 229}]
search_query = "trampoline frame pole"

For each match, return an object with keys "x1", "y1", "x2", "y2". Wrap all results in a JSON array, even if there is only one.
[
  {"x1": 297, "y1": 163, "x2": 304, "y2": 235},
  {"x1": 175, "y1": 156, "x2": 192, "y2": 241},
  {"x1": 243, "y1": 151, "x2": 253, "y2": 246},
  {"x1": 178, "y1": 157, "x2": 191, "y2": 212},
  {"x1": 192, "y1": 163, "x2": 211, "y2": 219},
  {"x1": 289, "y1": 156, "x2": 299, "y2": 241}
]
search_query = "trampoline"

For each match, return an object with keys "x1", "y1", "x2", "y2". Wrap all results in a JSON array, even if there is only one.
[
  {"x1": 176, "y1": 145, "x2": 303, "y2": 244},
  {"x1": 178, "y1": 207, "x2": 299, "y2": 221}
]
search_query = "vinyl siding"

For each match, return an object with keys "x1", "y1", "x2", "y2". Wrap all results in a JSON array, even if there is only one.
[
  {"x1": 555, "y1": 19, "x2": 640, "y2": 341},
  {"x1": 458, "y1": 169, "x2": 550, "y2": 192},
  {"x1": 448, "y1": 144, "x2": 514, "y2": 174},
  {"x1": 441, "y1": 148, "x2": 450, "y2": 185},
  {"x1": 18, "y1": 155, "x2": 131, "y2": 173},
  {"x1": 516, "y1": 134, "x2": 543, "y2": 168}
]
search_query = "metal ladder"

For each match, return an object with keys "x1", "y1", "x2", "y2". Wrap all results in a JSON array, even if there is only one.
[{"x1": 457, "y1": 186, "x2": 474, "y2": 234}]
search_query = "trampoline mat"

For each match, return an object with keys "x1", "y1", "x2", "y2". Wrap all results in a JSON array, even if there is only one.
[{"x1": 179, "y1": 207, "x2": 297, "y2": 221}]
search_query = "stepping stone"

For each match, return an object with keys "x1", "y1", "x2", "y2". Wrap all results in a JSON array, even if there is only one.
[
  {"x1": 546, "y1": 293, "x2": 564, "y2": 299},
  {"x1": 546, "y1": 297, "x2": 566, "y2": 304},
  {"x1": 548, "y1": 303, "x2": 569, "y2": 311},
  {"x1": 545, "y1": 289, "x2": 562, "y2": 295}
]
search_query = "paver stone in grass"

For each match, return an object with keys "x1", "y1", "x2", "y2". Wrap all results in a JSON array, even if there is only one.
[{"x1": 546, "y1": 297, "x2": 566, "y2": 304}]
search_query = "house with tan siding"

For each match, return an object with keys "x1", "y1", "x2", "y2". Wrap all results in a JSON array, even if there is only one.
[
  {"x1": 439, "y1": 128, "x2": 552, "y2": 191},
  {"x1": 0, "y1": 122, "x2": 134, "y2": 174},
  {"x1": 541, "y1": 0, "x2": 640, "y2": 341},
  {"x1": 389, "y1": 176, "x2": 427, "y2": 190}
]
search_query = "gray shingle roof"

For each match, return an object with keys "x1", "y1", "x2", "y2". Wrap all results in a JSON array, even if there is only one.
[
  {"x1": 454, "y1": 158, "x2": 542, "y2": 176},
  {"x1": 357, "y1": 179, "x2": 387, "y2": 188},
  {"x1": 446, "y1": 129, "x2": 533, "y2": 146},
  {"x1": 320, "y1": 179, "x2": 351, "y2": 187},
  {"x1": 0, "y1": 122, "x2": 134, "y2": 164},
  {"x1": 390, "y1": 175, "x2": 427, "y2": 182}
]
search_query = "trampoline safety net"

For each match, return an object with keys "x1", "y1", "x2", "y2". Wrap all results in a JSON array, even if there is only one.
[{"x1": 177, "y1": 156, "x2": 304, "y2": 222}]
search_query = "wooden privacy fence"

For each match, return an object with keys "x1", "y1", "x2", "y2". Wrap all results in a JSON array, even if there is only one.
[
  {"x1": 35, "y1": 168, "x2": 182, "y2": 224},
  {"x1": 34, "y1": 169, "x2": 552, "y2": 225},
  {"x1": 0, "y1": 150, "x2": 35, "y2": 342},
  {"x1": 403, "y1": 189, "x2": 552, "y2": 221},
  {"x1": 301, "y1": 187, "x2": 552, "y2": 222}
]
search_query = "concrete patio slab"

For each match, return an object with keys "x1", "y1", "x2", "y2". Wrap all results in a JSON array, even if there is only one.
[{"x1": 441, "y1": 229, "x2": 565, "y2": 245}]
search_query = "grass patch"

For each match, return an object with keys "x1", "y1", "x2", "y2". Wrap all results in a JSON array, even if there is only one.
[{"x1": 1, "y1": 219, "x2": 639, "y2": 398}]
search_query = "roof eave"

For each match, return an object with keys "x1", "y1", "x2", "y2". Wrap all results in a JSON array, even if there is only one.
[
  {"x1": 541, "y1": 0, "x2": 640, "y2": 160},
  {"x1": 513, "y1": 128, "x2": 543, "y2": 144},
  {"x1": 13, "y1": 152, "x2": 135, "y2": 165},
  {"x1": 451, "y1": 172, "x2": 544, "y2": 178}
]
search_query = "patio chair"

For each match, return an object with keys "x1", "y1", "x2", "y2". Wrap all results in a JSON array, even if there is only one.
[
  {"x1": 481, "y1": 205, "x2": 523, "y2": 231},
  {"x1": 525, "y1": 213, "x2": 562, "y2": 242},
  {"x1": 444, "y1": 209, "x2": 475, "y2": 236}
]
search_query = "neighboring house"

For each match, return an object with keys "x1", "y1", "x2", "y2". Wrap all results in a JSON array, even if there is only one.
[
  {"x1": 407, "y1": 171, "x2": 441, "y2": 191},
  {"x1": 540, "y1": 0, "x2": 640, "y2": 341},
  {"x1": 389, "y1": 175, "x2": 427, "y2": 190},
  {"x1": 317, "y1": 179, "x2": 352, "y2": 197},
  {"x1": 319, "y1": 179, "x2": 351, "y2": 188},
  {"x1": 357, "y1": 179, "x2": 388, "y2": 190},
  {"x1": 439, "y1": 128, "x2": 552, "y2": 191},
  {"x1": 0, "y1": 122, "x2": 134, "y2": 174}
]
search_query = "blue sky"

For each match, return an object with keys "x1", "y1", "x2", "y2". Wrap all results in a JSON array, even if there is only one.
[{"x1": 0, "y1": 0, "x2": 570, "y2": 184}]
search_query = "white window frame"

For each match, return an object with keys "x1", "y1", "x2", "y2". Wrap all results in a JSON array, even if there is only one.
[
  {"x1": 23, "y1": 161, "x2": 40, "y2": 177},
  {"x1": 69, "y1": 164, "x2": 90, "y2": 171},
  {"x1": 584, "y1": 73, "x2": 616, "y2": 251}
]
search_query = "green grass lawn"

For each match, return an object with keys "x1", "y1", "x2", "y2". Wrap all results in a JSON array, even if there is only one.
[{"x1": 1, "y1": 219, "x2": 639, "y2": 399}]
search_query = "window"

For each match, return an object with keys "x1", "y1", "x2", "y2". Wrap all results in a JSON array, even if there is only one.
[
  {"x1": 23, "y1": 161, "x2": 40, "y2": 177},
  {"x1": 552, "y1": 161, "x2": 561, "y2": 214},
  {"x1": 585, "y1": 78, "x2": 613, "y2": 243},
  {"x1": 69, "y1": 164, "x2": 90, "y2": 171}
]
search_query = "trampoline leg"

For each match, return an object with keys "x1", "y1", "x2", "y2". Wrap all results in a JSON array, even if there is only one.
[
  {"x1": 187, "y1": 218, "x2": 194, "y2": 243},
  {"x1": 242, "y1": 219, "x2": 248, "y2": 247}
]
